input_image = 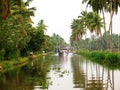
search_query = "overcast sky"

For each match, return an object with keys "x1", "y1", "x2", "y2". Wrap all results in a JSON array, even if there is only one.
[
  {"x1": 30, "y1": 0, "x2": 120, "y2": 43},
  {"x1": 30, "y1": 0, "x2": 86, "y2": 43}
]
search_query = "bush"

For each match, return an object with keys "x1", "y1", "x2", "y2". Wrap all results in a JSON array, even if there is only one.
[
  {"x1": 106, "y1": 53, "x2": 120, "y2": 64},
  {"x1": 77, "y1": 50, "x2": 120, "y2": 67}
]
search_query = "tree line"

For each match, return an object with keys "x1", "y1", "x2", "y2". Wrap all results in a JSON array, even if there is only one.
[
  {"x1": 70, "y1": 0, "x2": 120, "y2": 51},
  {"x1": 0, "y1": 0, "x2": 67, "y2": 60}
]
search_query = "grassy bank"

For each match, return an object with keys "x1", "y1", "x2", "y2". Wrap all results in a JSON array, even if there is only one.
[
  {"x1": 0, "y1": 57, "x2": 28, "y2": 73},
  {"x1": 77, "y1": 50, "x2": 120, "y2": 69}
]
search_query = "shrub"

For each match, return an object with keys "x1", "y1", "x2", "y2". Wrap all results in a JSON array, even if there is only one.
[{"x1": 106, "y1": 53, "x2": 120, "y2": 64}]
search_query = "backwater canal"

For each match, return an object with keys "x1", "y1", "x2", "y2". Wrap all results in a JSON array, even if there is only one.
[{"x1": 0, "y1": 53, "x2": 120, "y2": 90}]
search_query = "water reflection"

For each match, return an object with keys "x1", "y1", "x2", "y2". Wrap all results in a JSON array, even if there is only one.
[
  {"x1": 0, "y1": 54, "x2": 120, "y2": 90},
  {"x1": 71, "y1": 55, "x2": 120, "y2": 90},
  {"x1": 48, "y1": 53, "x2": 73, "y2": 90},
  {"x1": 0, "y1": 56, "x2": 52, "y2": 90}
]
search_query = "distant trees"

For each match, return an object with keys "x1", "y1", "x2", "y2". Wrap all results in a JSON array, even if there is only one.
[
  {"x1": 80, "y1": 33, "x2": 120, "y2": 51},
  {"x1": 51, "y1": 33, "x2": 67, "y2": 52}
]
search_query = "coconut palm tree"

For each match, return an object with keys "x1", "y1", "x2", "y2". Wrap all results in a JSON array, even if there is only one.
[
  {"x1": 85, "y1": 12, "x2": 103, "y2": 50},
  {"x1": 10, "y1": 0, "x2": 35, "y2": 59},
  {"x1": 86, "y1": 12, "x2": 103, "y2": 36},
  {"x1": 82, "y1": 0, "x2": 120, "y2": 51},
  {"x1": 0, "y1": 0, "x2": 22, "y2": 20},
  {"x1": 107, "y1": 0, "x2": 120, "y2": 50},
  {"x1": 82, "y1": 0, "x2": 109, "y2": 50},
  {"x1": 70, "y1": 11, "x2": 103, "y2": 50},
  {"x1": 37, "y1": 20, "x2": 47, "y2": 34},
  {"x1": 71, "y1": 18, "x2": 86, "y2": 49},
  {"x1": 70, "y1": 19, "x2": 79, "y2": 49},
  {"x1": 0, "y1": 0, "x2": 9, "y2": 20},
  {"x1": 1, "y1": 0, "x2": 35, "y2": 60},
  {"x1": 82, "y1": 0, "x2": 107, "y2": 30}
]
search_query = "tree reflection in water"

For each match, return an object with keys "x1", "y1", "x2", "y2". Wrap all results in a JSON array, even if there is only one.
[
  {"x1": 0, "y1": 54, "x2": 120, "y2": 90},
  {"x1": 71, "y1": 55, "x2": 117, "y2": 90},
  {"x1": 0, "y1": 56, "x2": 52, "y2": 90}
]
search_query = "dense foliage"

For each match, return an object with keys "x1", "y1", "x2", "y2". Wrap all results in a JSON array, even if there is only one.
[
  {"x1": 70, "y1": 0, "x2": 120, "y2": 51},
  {"x1": 77, "y1": 50, "x2": 120, "y2": 69},
  {"x1": 0, "y1": 0, "x2": 67, "y2": 60},
  {"x1": 78, "y1": 32, "x2": 120, "y2": 51}
]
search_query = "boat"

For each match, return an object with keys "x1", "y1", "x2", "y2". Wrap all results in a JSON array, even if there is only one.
[{"x1": 58, "y1": 48, "x2": 69, "y2": 56}]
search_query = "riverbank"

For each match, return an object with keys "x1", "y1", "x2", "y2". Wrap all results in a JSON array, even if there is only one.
[
  {"x1": 0, "y1": 52, "x2": 57, "y2": 73},
  {"x1": 77, "y1": 50, "x2": 120, "y2": 69},
  {"x1": 0, "y1": 57, "x2": 28, "y2": 73}
]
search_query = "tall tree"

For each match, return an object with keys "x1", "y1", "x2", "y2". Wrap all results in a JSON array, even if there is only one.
[
  {"x1": 0, "y1": 0, "x2": 22, "y2": 20},
  {"x1": 70, "y1": 11, "x2": 103, "y2": 50},
  {"x1": 82, "y1": 0, "x2": 120, "y2": 50},
  {"x1": 0, "y1": 0, "x2": 35, "y2": 60},
  {"x1": 26, "y1": 20, "x2": 47, "y2": 52}
]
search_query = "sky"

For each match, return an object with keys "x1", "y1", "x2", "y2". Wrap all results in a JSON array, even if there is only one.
[
  {"x1": 30, "y1": 0, "x2": 120, "y2": 43},
  {"x1": 29, "y1": 0, "x2": 86, "y2": 43}
]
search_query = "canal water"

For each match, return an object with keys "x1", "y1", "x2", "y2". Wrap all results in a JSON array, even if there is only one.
[{"x1": 0, "y1": 53, "x2": 120, "y2": 90}]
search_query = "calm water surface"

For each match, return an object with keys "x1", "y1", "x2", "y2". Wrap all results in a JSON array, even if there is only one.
[{"x1": 0, "y1": 53, "x2": 120, "y2": 90}]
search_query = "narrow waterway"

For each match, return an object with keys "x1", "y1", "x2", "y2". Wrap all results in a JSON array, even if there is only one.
[{"x1": 0, "y1": 53, "x2": 120, "y2": 90}]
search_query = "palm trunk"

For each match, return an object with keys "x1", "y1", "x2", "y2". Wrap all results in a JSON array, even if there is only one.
[
  {"x1": 2, "y1": 0, "x2": 9, "y2": 19},
  {"x1": 102, "y1": 8, "x2": 109, "y2": 50},
  {"x1": 100, "y1": 32, "x2": 103, "y2": 51},
  {"x1": 109, "y1": 0, "x2": 114, "y2": 51},
  {"x1": 102, "y1": 8, "x2": 107, "y2": 32}
]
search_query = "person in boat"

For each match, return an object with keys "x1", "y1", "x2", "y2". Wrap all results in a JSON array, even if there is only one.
[
  {"x1": 42, "y1": 51, "x2": 46, "y2": 56},
  {"x1": 30, "y1": 51, "x2": 33, "y2": 56}
]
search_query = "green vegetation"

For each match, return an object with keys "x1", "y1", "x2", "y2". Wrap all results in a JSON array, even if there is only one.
[
  {"x1": 0, "y1": 0, "x2": 68, "y2": 73},
  {"x1": 70, "y1": 11, "x2": 103, "y2": 50},
  {"x1": 77, "y1": 50, "x2": 120, "y2": 69},
  {"x1": 0, "y1": 57, "x2": 28, "y2": 73},
  {"x1": 70, "y1": 0, "x2": 120, "y2": 69},
  {"x1": 1, "y1": 0, "x2": 120, "y2": 70},
  {"x1": 71, "y1": 31, "x2": 120, "y2": 51},
  {"x1": 70, "y1": 0, "x2": 120, "y2": 51},
  {"x1": 0, "y1": 0, "x2": 67, "y2": 61}
]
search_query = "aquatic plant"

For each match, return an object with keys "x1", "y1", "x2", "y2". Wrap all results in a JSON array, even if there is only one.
[{"x1": 78, "y1": 50, "x2": 120, "y2": 69}]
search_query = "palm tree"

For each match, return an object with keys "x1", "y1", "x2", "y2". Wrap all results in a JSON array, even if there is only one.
[
  {"x1": 107, "y1": 0, "x2": 120, "y2": 51},
  {"x1": 82, "y1": 0, "x2": 107, "y2": 30},
  {"x1": 10, "y1": 0, "x2": 35, "y2": 59},
  {"x1": 86, "y1": 12, "x2": 103, "y2": 36},
  {"x1": 71, "y1": 19, "x2": 79, "y2": 49},
  {"x1": 82, "y1": 0, "x2": 120, "y2": 51},
  {"x1": 0, "y1": 0, "x2": 22, "y2": 20},
  {"x1": 0, "y1": 0, "x2": 9, "y2": 20},
  {"x1": 37, "y1": 20, "x2": 47, "y2": 34},
  {"x1": 108, "y1": 0, "x2": 120, "y2": 34},
  {"x1": 82, "y1": 0, "x2": 109, "y2": 50},
  {"x1": 85, "y1": 12, "x2": 103, "y2": 50},
  {"x1": 7, "y1": 0, "x2": 35, "y2": 59},
  {"x1": 71, "y1": 18, "x2": 86, "y2": 49},
  {"x1": 70, "y1": 11, "x2": 103, "y2": 50}
]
